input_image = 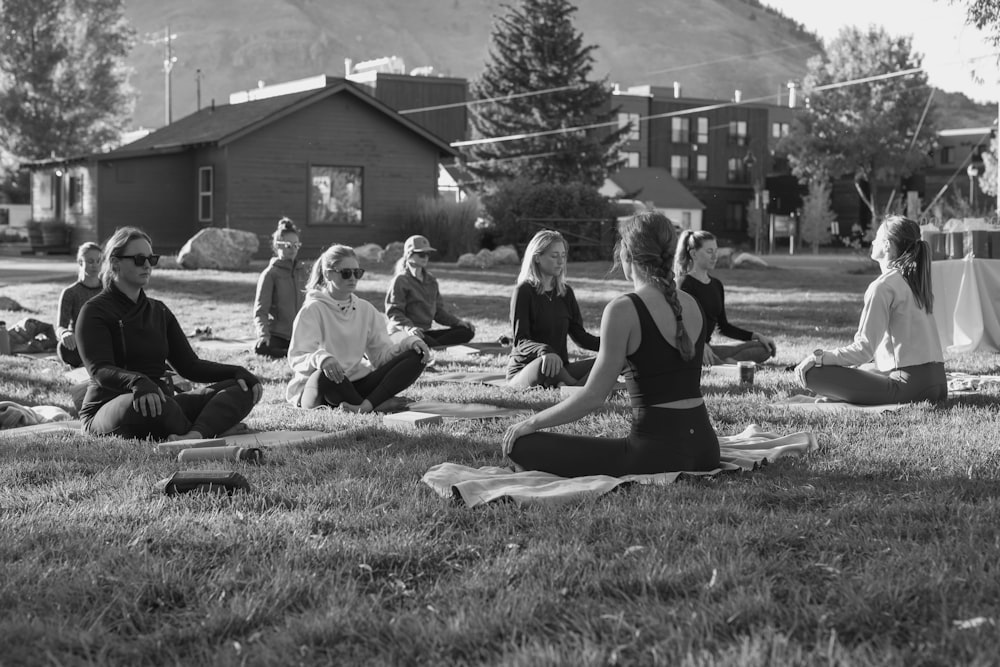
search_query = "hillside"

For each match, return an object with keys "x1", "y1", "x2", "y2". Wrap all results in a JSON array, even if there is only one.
[
  {"x1": 122, "y1": 0, "x2": 825, "y2": 128},
  {"x1": 120, "y1": 0, "x2": 996, "y2": 132}
]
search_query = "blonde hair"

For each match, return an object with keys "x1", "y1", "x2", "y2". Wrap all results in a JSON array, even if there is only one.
[
  {"x1": 100, "y1": 227, "x2": 152, "y2": 287},
  {"x1": 306, "y1": 244, "x2": 356, "y2": 290},
  {"x1": 673, "y1": 230, "x2": 716, "y2": 284},
  {"x1": 616, "y1": 213, "x2": 695, "y2": 361},
  {"x1": 517, "y1": 229, "x2": 568, "y2": 297}
]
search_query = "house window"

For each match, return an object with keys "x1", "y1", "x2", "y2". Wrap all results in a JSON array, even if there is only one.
[
  {"x1": 696, "y1": 117, "x2": 709, "y2": 144},
  {"x1": 618, "y1": 112, "x2": 640, "y2": 141},
  {"x1": 620, "y1": 151, "x2": 640, "y2": 168},
  {"x1": 670, "y1": 155, "x2": 690, "y2": 180},
  {"x1": 681, "y1": 211, "x2": 692, "y2": 229},
  {"x1": 728, "y1": 120, "x2": 748, "y2": 146},
  {"x1": 725, "y1": 201, "x2": 745, "y2": 231},
  {"x1": 771, "y1": 122, "x2": 790, "y2": 139},
  {"x1": 310, "y1": 165, "x2": 363, "y2": 225},
  {"x1": 671, "y1": 117, "x2": 690, "y2": 143},
  {"x1": 940, "y1": 146, "x2": 953, "y2": 165},
  {"x1": 69, "y1": 175, "x2": 84, "y2": 212},
  {"x1": 198, "y1": 166, "x2": 213, "y2": 222},
  {"x1": 696, "y1": 155, "x2": 708, "y2": 181},
  {"x1": 727, "y1": 157, "x2": 748, "y2": 184}
]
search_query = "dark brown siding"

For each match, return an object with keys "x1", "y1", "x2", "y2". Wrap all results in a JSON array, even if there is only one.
[
  {"x1": 96, "y1": 152, "x2": 197, "y2": 253},
  {"x1": 364, "y1": 74, "x2": 468, "y2": 144},
  {"x1": 225, "y1": 92, "x2": 441, "y2": 258}
]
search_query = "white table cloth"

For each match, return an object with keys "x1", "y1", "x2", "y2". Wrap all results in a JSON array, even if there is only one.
[{"x1": 931, "y1": 257, "x2": 1000, "y2": 354}]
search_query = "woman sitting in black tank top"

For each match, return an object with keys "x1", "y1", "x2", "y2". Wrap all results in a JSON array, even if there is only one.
[{"x1": 502, "y1": 213, "x2": 721, "y2": 477}]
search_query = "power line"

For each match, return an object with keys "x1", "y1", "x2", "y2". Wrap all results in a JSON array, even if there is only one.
[
  {"x1": 399, "y1": 84, "x2": 584, "y2": 115},
  {"x1": 644, "y1": 43, "x2": 816, "y2": 76}
]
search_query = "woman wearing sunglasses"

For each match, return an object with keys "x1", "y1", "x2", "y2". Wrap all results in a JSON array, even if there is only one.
[
  {"x1": 252, "y1": 217, "x2": 308, "y2": 358},
  {"x1": 385, "y1": 234, "x2": 475, "y2": 348},
  {"x1": 287, "y1": 244, "x2": 431, "y2": 413},
  {"x1": 76, "y1": 226, "x2": 263, "y2": 441}
]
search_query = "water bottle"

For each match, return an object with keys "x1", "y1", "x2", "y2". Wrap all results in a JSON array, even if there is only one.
[{"x1": 0, "y1": 321, "x2": 10, "y2": 356}]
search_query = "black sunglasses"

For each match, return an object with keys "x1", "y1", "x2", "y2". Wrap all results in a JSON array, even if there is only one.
[
  {"x1": 116, "y1": 254, "x2": 160, "y2": 267},
  {"x1": 332, "y1": 268, "x2": 365, "y2": 280}
]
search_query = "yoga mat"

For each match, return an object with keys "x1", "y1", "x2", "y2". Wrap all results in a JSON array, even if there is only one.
[
  {"x1": 17, "y1": 352, "x2": 60, "y2": 362},
  {"x1": 190, "y1": 337, "x2": 255, "y2": 352},
  {"x1": 1, "y1": 420, "x2": 82, "y2": 439},
  {"x1": 156, "y1": 430, "x2": 336, "y2": 454},
  {"x1": 64, "y1": 367, "x2": 90, "y2": 383},
  {"x1": 405, "y1": 400, "x2": 527, "y2": 420},
  {"x1": 773, "y1": 395, "x2": 905, "y2": 413},
  {"x1": 422, "y1": 371, "x2": 509, "y2": 387},
  {"x1": 422, "y1": 424, "x2": 817, "y2": 507},
  {"x1": 946, "y1": 373, "x2": 1000, "y2": 393},
  {"x1": 448, "y1": 343, "x2": 511, "y2": 357}
]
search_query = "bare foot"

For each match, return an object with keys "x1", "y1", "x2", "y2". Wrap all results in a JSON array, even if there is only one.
[
  {"x1": 166, "y1": 430, "x2": 205, "y2": 442},
  {"x1": 338, "y1": 400, "x2": 373, "y2": 414}
]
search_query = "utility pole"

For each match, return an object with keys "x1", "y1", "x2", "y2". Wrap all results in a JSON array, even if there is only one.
[
  {"x1": 196, "y1": 68, "x2": 202, "y2": 111},
  {"x1": 162, "y1": 26, "x2": 178, "y2": 125}
]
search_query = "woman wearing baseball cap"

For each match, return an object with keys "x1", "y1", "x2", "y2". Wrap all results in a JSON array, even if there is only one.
[{"x1": 385, "y1": 235, "x2": 476, "y2": 348}]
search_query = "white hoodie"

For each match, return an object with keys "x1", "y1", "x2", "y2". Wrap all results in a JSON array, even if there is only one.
[{"x1": 286, "y1": 289, "x2": 415, "y2": 404}]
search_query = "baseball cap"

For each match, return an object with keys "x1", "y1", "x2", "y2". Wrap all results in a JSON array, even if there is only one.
[{"x1": 404, "y1": 235, "x2": 436, "y2": 255}]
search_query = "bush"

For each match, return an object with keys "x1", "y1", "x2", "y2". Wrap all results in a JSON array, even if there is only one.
[
  {"x1": 398, "y1": 195, "x2": 481, "y2": 261},
  {"x1": 480, "y1": 179, "x2": 615, "y2": 260}
]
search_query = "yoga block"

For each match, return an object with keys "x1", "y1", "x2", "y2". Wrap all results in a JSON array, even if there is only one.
[
  {"x1": 383, "y1": 411, "x2": 443, "y2": 429},
  {"x1": 964, "y1": 230, "x2": 992, "y2": 258},
  {"x1": 945, "y1": 231, "x2": 965, "y2": 259}
]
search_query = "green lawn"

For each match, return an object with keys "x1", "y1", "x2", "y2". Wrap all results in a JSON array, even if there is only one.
[{"x1": 2, "y1": 259, "x2": 999, "y2": 666}]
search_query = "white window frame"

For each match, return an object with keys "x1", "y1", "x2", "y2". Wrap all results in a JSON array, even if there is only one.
[
  {"x1": 697, "y1": 117, "x2": 709, "y2": 144},
  {"x1": 198, "y1": 166, "x2": 213, "y2": 223}
]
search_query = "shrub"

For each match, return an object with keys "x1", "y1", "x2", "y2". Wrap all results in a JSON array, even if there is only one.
[
  {"x1": 398, "y1": 195, "x2": 481, "y2": 261},
  {"x1": 480, "y1": 179, "x2": 615, "y2": 260}
]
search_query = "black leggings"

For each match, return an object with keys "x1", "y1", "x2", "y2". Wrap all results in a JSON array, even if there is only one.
[
  {"x1": 57, "y1": 342, "x2": 84, "y2": 368},
  {"x1": 82, "y1": 378, "x2": 257, "y2": 440},
  {"x1": 300, "y1": 350, "x2": 424, "y2": 409},
  {"x1": 509, "y1": 404, "x2": 721, "y2": 477},
  {"x1": 804, "y1": 361, "x2": 947, "y2": 405},
  {"x1": 255, "y1": 334, "x2": 290, "y2": 359},
  {"x1": 507, "y1": 357, "x2": 596, "y2": 389},
  {"x1": 421, "y1": 326, "x2": 474, "y2": 348}
]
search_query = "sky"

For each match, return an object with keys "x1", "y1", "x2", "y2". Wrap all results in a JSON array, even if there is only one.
[{"x1": 762, "y1": 0, "x2": 999, "y2": 104}]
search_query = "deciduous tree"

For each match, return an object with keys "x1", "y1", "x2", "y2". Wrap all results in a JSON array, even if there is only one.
[
  {"x1": 780, "y1": 27, "x2": 936, "y2": 220},
  {"x1": 464, "y1": 0, "x2": 627, "y2": 189},
  {"x1": 0, "y1": 0, "x2": 135, "y2": 201}
]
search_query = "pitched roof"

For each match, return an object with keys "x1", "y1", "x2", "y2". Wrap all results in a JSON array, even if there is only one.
[
  {"x1": 105, "y1": 79, "x2": 458, "y2": 158},
  {"x1": 605, "y1": 167, "x2": 705, "y2": 210}
]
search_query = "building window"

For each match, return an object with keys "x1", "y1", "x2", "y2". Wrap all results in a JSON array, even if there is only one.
[
  {"x1": 728, "y1": 120, "x2": 748, "y2": 146},
  {"x1": 618, "y1": 112, "x2": 640, "y2": 141},
  {"x1": 696, "y1": 155, "x2": 708, "y2": 181},
  {"x1": 670, "y1": 155, "x2": 690, "y2": 180},
  {"x1": 311, "y1": 165, "x2": 363, "y2": 225},
  {"x1": 727, "y1": 157, "x2": 748, "y2": 184},
  {"x1": 696, "y1": 117, "x2": 709, "y2": 144},
  {"x1": 725, "y1": 201, "x2": 745, "y2": 231},
  {"x1": 771, "y1": 122, "x2": 790, "y2": 139},
  {"x1": 671, "y1": 117, "x2": 690, "y2": 143},
  {"x1": 69, "y1": 175, "x2": 84, "y2": 212},
  {"x1": 620, "y1": 151, "x2": 640, "y2": 168},
  {"x1": 940, "y1": 146, "x2": 953, "y2": 165},
  {"x1": 198, "y1": 166, "x2": 213, "y2": 222},
  {"x1": 681, "y1": 211, "x2": 692, "y2": 229}
]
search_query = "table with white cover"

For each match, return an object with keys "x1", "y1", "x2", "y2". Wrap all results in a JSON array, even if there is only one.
[{"x1": 931, "y1": 257, "x2": 1000, "y2": 354}]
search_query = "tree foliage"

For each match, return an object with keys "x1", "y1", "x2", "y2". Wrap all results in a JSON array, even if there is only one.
[
  {"x1": 0, "y1": 0, "x2": 135, "y2": 200},
  {"x1": 980, "y1": 136, "x2": 997, "y2": 198},
  {"x1": 464, "y1": 0, "x2": 627, "y2": 190},
  {"x1": 952, "y1": 0, "x2": 1000, "y2": 46},
  {"x1": 800, "y1": 178, "x2": 837, "y2": 253},
  {"x1": 779, "y1": 27, "x2": 937, "y2": 218}
]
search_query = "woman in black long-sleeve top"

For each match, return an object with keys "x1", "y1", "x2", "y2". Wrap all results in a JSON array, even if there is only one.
[
  {"x1": 77, "y1": 227, "x2": 262, "y2": 441},
  {"x1": 506, "y1": 230, "x2": 600, "y2": 388}
]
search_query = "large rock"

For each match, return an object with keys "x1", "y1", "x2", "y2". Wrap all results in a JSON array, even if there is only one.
[
  {"x1": 457, "y1": 248, "x2": 497, "y2": 269},
  {"x1": 177, "y1": 228, "x2": 260, "y2": 270},
  {"x1": 732, "y1": 252, "x2": 769, "y2": 269},
  {"x1": 354, "y1": 243, "x2": 383, "y2": 263},
  {"x1": 380, "y1": 241, "x2": 405, "y2": 265},
  {"x1": 491, "y1": 244, "x2": 520, "y2": 266}
]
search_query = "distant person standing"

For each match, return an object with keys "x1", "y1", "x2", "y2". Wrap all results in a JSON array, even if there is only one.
[
  {"x1": 674, "y1": 230, "x2": 776, "y2": 365},
  {"x1": 56, "y1": 242, "x2": 103, "y2": 368},
  {"x1": 385, "y1": 235, "x2": 475, "y2": 348},
  {"x1": 253, "y1": 217, "x2": 307, "y2": 359}
]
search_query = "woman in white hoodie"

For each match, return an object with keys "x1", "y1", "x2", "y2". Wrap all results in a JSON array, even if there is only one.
[{"x1": 287, "y1": 244, "x2": 430, "y2": 413}]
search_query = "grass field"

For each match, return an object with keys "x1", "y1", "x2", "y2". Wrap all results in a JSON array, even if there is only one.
[{"x1": 2, "y1": 258, "x2": 999, "y2": 666}]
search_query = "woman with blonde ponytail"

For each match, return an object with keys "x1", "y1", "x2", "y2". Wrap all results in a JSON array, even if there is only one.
[
  {"x1": 795, "y1": 216, "x2": 946, "y2": 404},
  {"x1": 502, "y1": 213, "x2": 720, "y2": 476}
]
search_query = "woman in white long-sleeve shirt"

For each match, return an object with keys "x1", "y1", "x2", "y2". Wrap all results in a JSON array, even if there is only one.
[
  {"x1": 286, "y1": 244, "x2": 430, "y2": 413},
  {"x1": 794, "y1": 216, "x2": 947, "y2": 404}
]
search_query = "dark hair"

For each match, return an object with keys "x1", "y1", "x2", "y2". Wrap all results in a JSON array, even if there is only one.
[
  {"x1": 271, "y1": 217, "x2": 300, "y2": 253},
  {"x1": 881, "y1": 215, "x2": 933, "y2": 313},
  {"x1": 100, "y1": 227, "x2": 152, "y2": 287},
  {"x1": 673, "y1": 229, "x2": 717, "y2": 283},
  {"x1": 615, "y1": 213, "x2": 695, "y2": 361}
]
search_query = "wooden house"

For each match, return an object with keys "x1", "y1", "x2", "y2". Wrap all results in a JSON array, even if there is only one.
[{"x1": 23, "y1": 79, "x2": 459, "y2": 256}]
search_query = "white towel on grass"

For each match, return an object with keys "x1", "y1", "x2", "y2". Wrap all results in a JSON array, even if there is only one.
[{"x1": 422, "y1": 425, "x2": 817, "y2": 507}]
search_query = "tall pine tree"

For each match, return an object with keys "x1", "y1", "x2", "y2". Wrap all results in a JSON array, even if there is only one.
[
  {"x1": 0, "y1": 0, "x2": 135, "y2": 201},
  {"x1": 464, "y1": 0, "x2": 627, "y2": 189}
]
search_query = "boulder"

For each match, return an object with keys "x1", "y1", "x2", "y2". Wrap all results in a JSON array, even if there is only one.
[
  {"x1": 491, "y1": 245, "x2": 520, "y2": 265},
  {"x1": 354, "y1": 243, "x2": 383, "y2": 263},
  {"x1": 732, "y1": 252, "x2": 769, "y2": 269},
  {"x1": 380, "y1": 241, "x2": 405, "y2": 266},
  {"x1": 177, "y1": 228, "x2": 259, "y2": 270},
  {"x1": 0, "y1": 296, "x2": 27, "y2": 311}
]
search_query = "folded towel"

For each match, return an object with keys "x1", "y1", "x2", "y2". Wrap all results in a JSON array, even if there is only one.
[
  {"x1": 0, "y1": 401, "x2": 74, "y2": 429},
  {"x1": 422, "y1": 424, "x2": 817, "y2": 507},
  {"x1": 946, "y1": 373, "x2": 1000, "y2": 393}
]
